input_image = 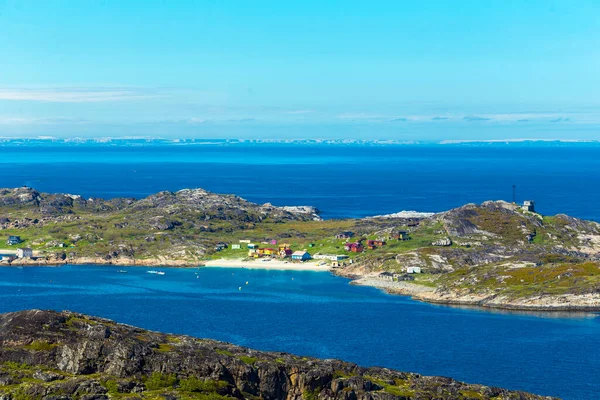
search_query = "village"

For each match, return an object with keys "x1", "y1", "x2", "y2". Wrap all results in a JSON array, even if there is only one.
[{"x1": 211, "y1": 227, "x2": 424, "y2": 281}]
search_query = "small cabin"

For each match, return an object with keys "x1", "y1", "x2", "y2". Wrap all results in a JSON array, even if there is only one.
[
  {"x1": 522, "y1": 200, "x2": 535, "y2": 212},
  {"x1": 6, "y1": 236, "x2": 21, "y2": 246},
  {"x1": 280, "y1": 248, "x2": 293, "y2": 258},
  {"x1": 247, "y1": 244, "x2": 259, "y2": 249},
  {"x1": 231, "y1": 244, "x2": 241, "y2": 250},
  {"x1": 344, "y1": 242, "x2": 364, "y2": 253},
  {"x1": 291, "y1": 251, "x2": 311, "y2": 262},
  {"x1": 406, "y1": 266, "x2": 421, "y2": 274},
  {"x1": 394, "y1": 231, "x2": 410, "y2": 241},
  {"x1": 16, "y1": 248, "x2": 33, "y2": 258}
]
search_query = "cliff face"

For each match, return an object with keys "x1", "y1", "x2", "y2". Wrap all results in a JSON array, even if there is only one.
[{"x1": 0, "y1": 310, "x2": 553, "y2": 400}]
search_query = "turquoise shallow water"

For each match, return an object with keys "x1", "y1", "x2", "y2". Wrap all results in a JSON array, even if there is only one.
[{"x1": 0, "y1": 265, "x2": 598, "y2": 399}]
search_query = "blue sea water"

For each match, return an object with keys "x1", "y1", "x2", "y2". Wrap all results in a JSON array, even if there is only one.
[
  {"x1": 0, "y1": 265, "x2": 598, "y2": 400},
  {"x1": 1, "y1": 142, "x2": 600, "y2": 399},
  {"x1": 0, "y1": 142, "x2": 598, "y2": 220}
]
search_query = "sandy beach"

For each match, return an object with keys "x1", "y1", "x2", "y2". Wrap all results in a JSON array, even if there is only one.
[{"x1": 203, "y1": 258, "x2": 331, "y2": 272}]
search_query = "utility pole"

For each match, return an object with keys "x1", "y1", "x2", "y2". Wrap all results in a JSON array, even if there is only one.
[{"x1": 512, "y1": 185, "x2": 516, "y2": 203}]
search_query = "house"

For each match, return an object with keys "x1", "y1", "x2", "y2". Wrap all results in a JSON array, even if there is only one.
[
  {"x1": 0, "y1": 254, "x2": 16, "y2": 261},
  {"x1": 522, "y1": 200, "x2": 535, "y2": 212},
  {"x1": 335, "y1": 231, "x2": 354, "y2": 239},
  {"x1": 367, "y1": 239, "x2": 386, "y2": 250},
  {"x1": 248, "y1": 249, "x2": 261, "y2": 257},
  {"x1": 392, "y1": 231, "x2": 410, "y2": 241},
  {"x1": 278, "y1": 244, "x2": 291, "y2": 250},
  {"x1": 270, "y1": 239, "x2": 277, "y2": 245},
  {"x1": 378, "y1": 271, "x2": 394, "y2": 281},
  {"x1": 257, "y1": 248, "x2": 277, "y2": 256},
  {"x1": 247, "y1": 243, "x2": 259, "y2": 249},
  {"x1": 215, "y1": 243, "x2": 227, "y2": 251},
  {"x1": 280, "y1": 248, "x2": 293, "y2": 258},
  {"x1": 394, "y1": 273, "x2": 415, "y2": 281},
  {"x1": 406, "y1": 266, "x2": 421, "y2": 274},
  {"x1": 344, "y1": 242, "x2": 364, "y2": 253},
  {"x1": 291, "y1": 251, "x2": 311, "y2": 261},
  {"x1": 432, "y1": 238, "x2": 452, "y2": 246},
  {"x1": 6, "y1": 236, "x2": 21, "y2": 246},
  {"x1": 239, "y1": 239, "x2": 251, "y2": 244},
  {"x1": 16, "y1": 248, "x2": 33, "y2": 258},
  {"x1": 313, "y1": 254, "x2": 349, "y2": 261},
  {"x1": 231, "y1": 244, "x2": 241, "y2": 250}
]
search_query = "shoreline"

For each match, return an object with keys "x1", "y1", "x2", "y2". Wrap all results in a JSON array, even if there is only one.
[
  {"x1": 5, "y1": 256, "x2": 600, "y2": 312},
  {"x1": 349, "y1": 275, "x2": 600, "y2": 312},
  {"x1": 203, "y1": 258, "x2": 332, "y2": 271}
]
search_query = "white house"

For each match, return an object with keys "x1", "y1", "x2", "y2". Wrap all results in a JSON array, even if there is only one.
[
  {"x1": 406, "y1": 266, "x2": 421, "y2": 274},
  {"x1": 239, "y1": 239, "x2": 251, "y2": 244},
  {"x1": 231, "y1": 244, "x2": 241, "y2": 249},
  {"x1": 313, "y1": 254, "x2": 349, "y2": 261},
  {"x1": 16, "y1": 248, "x2": 33, "y2": 258}
]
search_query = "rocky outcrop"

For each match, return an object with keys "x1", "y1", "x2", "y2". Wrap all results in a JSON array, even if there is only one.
[{"x1": 0, "y1": 310, "x2": 554, "y2": 400}]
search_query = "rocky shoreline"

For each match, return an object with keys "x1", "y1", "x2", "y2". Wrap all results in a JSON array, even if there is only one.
[{"x1": 347, "y1": 274, "x2": 600, "y2": 312}]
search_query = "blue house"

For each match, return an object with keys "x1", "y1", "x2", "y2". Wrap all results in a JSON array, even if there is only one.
[
  {"x1": 291, "y1": 251, "x2": 311, "y2": 262},
  {"x1": 6, "y1": 236, "x2": 21, "y2": 245}
]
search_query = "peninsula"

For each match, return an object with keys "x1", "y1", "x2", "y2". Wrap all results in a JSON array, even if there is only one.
[
  {"x1": 0, "y1": 309, "x2": 555, "y2": 399},
  {"x1": 1, "y1": 187, "x2": 600, "y2": 311}
]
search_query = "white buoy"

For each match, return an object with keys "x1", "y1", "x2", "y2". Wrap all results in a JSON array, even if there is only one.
[
  {"x1": 246, "y1": 281, "x2": 249, "y2": 285},
  {"x1": 239, "y1": 287, "x2": 242, "y2": 290}
]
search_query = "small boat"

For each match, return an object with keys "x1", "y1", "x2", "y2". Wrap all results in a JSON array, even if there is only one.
[
  {"x1": 146, "y1": 270, "x2": 165, "y2": 275},
  {"x1": 117, "y1": 270, "x2": 128, "y2": 273}
]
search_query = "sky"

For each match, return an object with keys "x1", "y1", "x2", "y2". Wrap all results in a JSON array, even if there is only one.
[{"x1": 0, "y1": 0, "x2": 599, "y2": 140}]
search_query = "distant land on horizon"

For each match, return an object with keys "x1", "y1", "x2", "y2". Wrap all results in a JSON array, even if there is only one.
[{"x1": 0, "y1": 137, "x2": 599, "y2": 146}]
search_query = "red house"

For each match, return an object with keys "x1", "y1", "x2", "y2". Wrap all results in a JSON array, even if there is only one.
[{"x1": 344, "y1": 242, "x2": 364, "y2": 253}]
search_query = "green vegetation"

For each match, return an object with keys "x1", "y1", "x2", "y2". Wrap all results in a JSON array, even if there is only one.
[
  {"x1": 144, "y1": 372, "x2": 178, "y2": 390},
  {"x1": 237, "y1": 355, "x2": 257, "y2": 365},
  {"x1": 215, "y1": 349, "x2": 233, "y2": 357},
  {"x1": 366, "y1": 376, "x2": 415, "y2": 397},
  {"x1": 178, "y1": 378, "x2": 228, "y2": 393},
  {"x1": 24, "y1": 341, "x2": 57, "y2": 351}
]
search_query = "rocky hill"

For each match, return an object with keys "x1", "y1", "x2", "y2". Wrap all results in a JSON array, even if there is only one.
[
  {"x1": 0, "y1": 310, "x2": 554, "y2": 400},
  {"x1": 342, "y1": 201, "x2": 600, "y2": 310}
]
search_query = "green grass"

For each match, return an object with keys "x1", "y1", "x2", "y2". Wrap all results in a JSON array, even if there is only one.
[
  {"x1": 237, "y1": 355, "x2": 258, "y2": 365},
  {"x1": 24, "y1": 341, "x2": 58, "y2": 352}
]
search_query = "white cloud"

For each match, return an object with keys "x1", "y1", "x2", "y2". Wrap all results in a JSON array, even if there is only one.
[
  {"x1": 0, "y1": 87, "x2": 157, "y2": 102},
  {"x1": 0, "y1": 117, "x2": 90, "y2": 125}
]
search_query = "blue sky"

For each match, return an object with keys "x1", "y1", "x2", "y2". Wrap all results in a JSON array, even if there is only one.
[{"x1": 0, "y1": 0, "x2": 599, "y2": 140}]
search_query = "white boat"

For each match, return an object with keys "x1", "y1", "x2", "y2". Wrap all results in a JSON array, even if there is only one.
[
  {"x1": 117, "y1": 270, "x2": 128, "y2": 273},
  {"x1": 146, "y1": 270, "x2": 165, "y2": 275}
]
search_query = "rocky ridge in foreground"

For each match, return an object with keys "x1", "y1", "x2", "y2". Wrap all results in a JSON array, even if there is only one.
[{"x1": 0, "y1": 310, "x2": 554, "y2": 400}]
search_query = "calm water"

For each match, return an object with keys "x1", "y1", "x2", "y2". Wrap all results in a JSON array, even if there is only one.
[
  {"x1": 0, "y1": 143, "x2": 599, "y2": 220},
  {"x1": 1, "y1": 143, "x2": 600, "y2": 399},
  {"x1": 0, "y1": 265, "x2": 598, "y2": 399}
]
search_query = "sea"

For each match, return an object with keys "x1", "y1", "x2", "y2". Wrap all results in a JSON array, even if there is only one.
[
  {"x1": 1, "y1": 141, "x2": 600, "y2": 399},
  {"x1": 0, "y1": 141, "x2": 598, "y2": 220}
]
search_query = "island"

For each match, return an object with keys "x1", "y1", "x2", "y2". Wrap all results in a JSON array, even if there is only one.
[
  {"x1": 0, "y1": 309, "x2": 554, "y2": 399},
  {"x1": 1, "y1": 187, "x2": 600, "y2": 311}
]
